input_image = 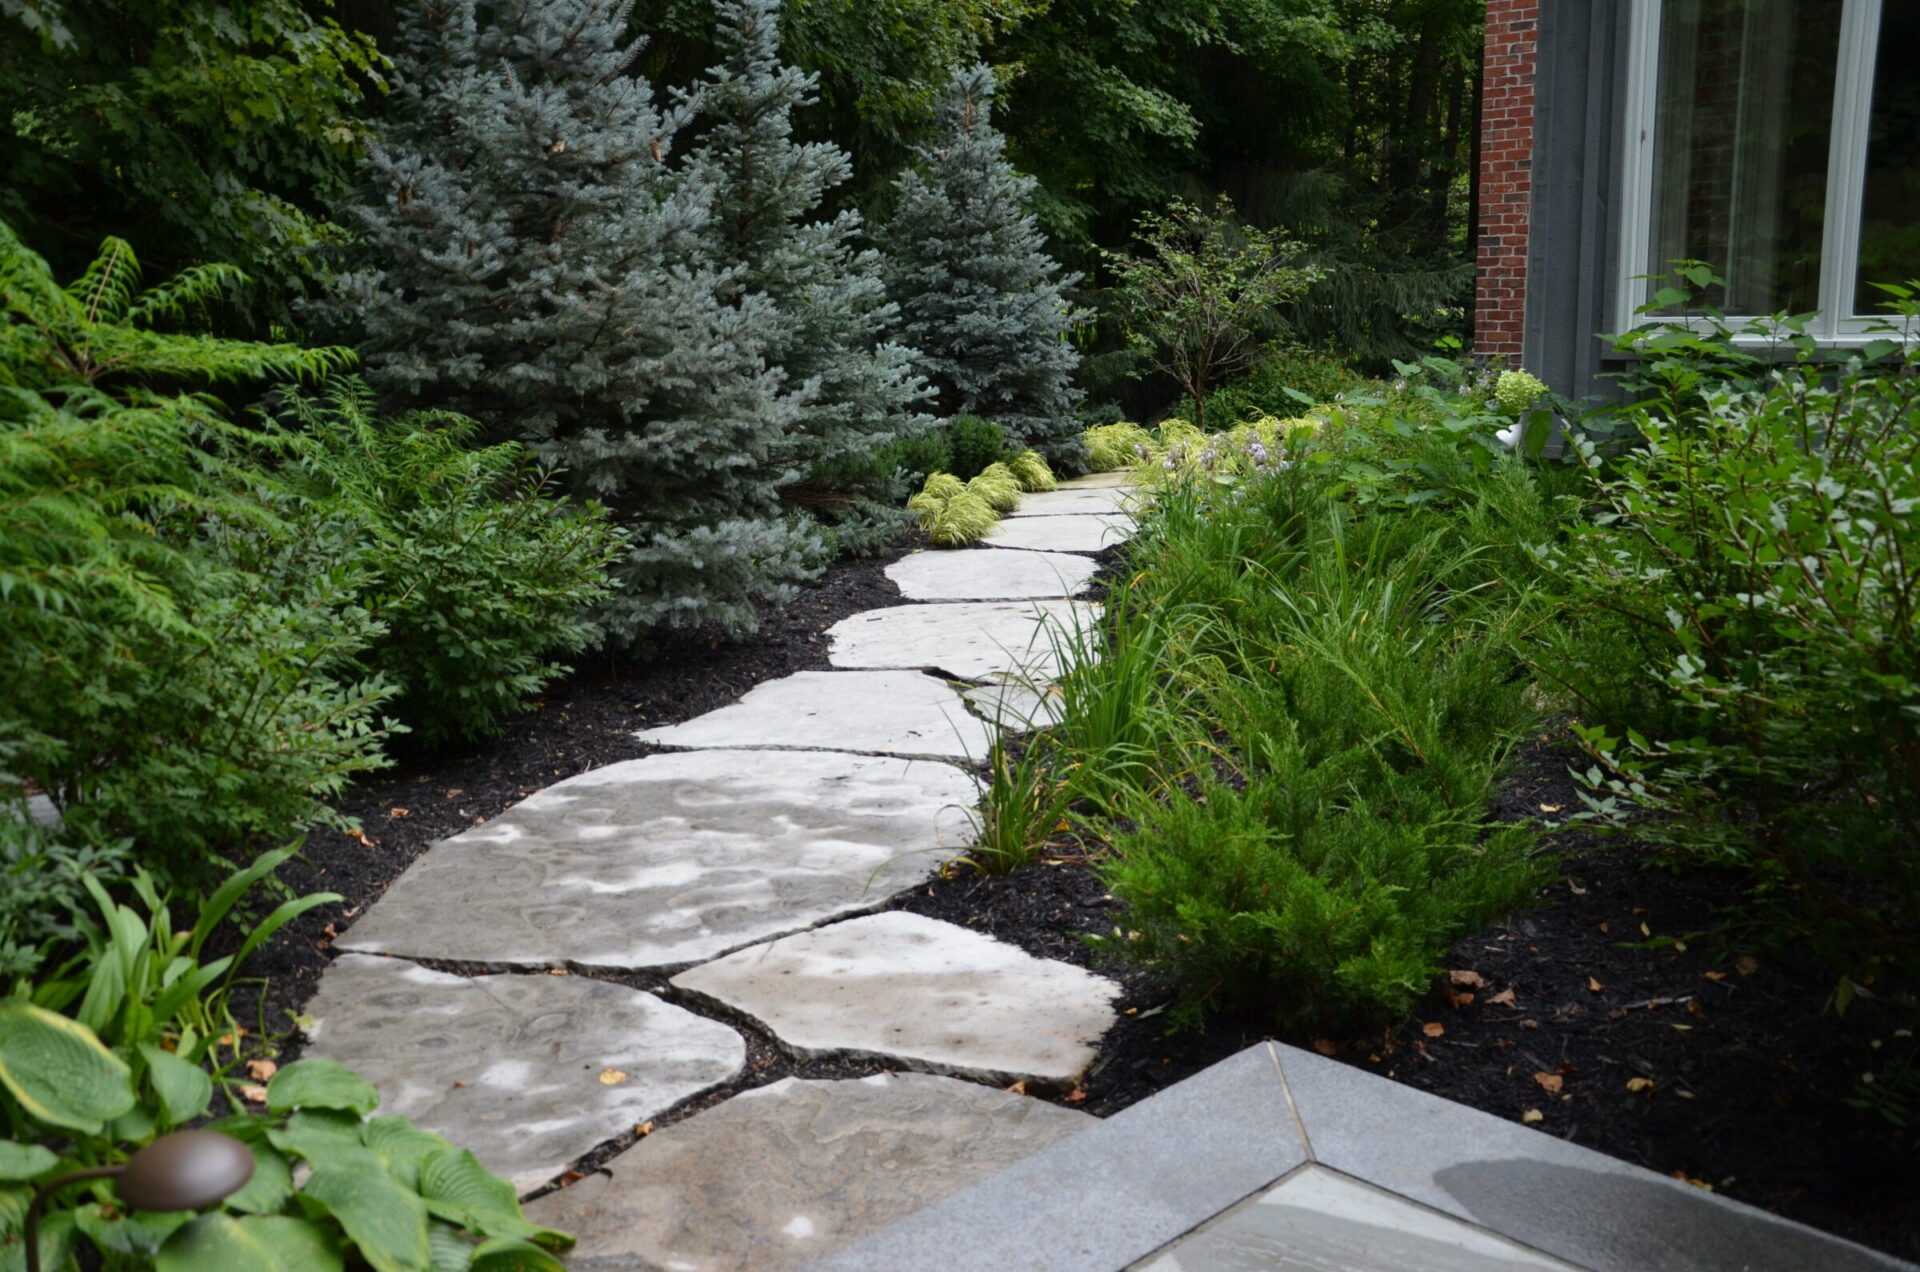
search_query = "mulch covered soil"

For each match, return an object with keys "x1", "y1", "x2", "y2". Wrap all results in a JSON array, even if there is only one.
[{"x1": 236, "y1": 528, "x2": 1920, "y2": 1261}]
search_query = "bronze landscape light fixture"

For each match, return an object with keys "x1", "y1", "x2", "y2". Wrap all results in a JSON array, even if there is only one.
[{"x1": 21, "y1": 1129, "x2": 254, "y2": 1272}]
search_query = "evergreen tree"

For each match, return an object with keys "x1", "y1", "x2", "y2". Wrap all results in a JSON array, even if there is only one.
[
  {"x1": 684, "y1": 0, "x2": 933, "y2": 552},
  {"x1": 879, "y1": 64, "x2": 1091, "y2": 469},
  {"x1": 324, "y1": 0, "x2": 819, "y2": 641}
]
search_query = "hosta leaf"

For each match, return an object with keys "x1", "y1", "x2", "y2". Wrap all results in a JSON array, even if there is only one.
[
  {"x1": 0, "y1": 1141, "x2": 58, "y2": 1182},
  {"x1": 468, "y1": 1236, "x2": 569, "y2": 1271},
  {"x1": 223, "y1": 1139, "x2": 295, "y2": 1215},
  {"x1": 138, "y1": 1042, "x2": 214, "y2": 1125},
  {"x1": 267, "y1": 1058, "x2": 381, "y2": 1116},
  {"x1": 268, "y1": 1109, "x2": 368, "y2": 1171},
  {"x1": 302, "y1": 1155, "x2": 432, "y2": 1272},
  {"x1": 0, "y1": 1001, "x2": 134, "y2": 1132}
]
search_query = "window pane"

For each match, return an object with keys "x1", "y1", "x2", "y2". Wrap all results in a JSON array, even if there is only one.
[
  {"x1": 1854, "y1": 2, "x2": 1920, "y2": 315},
  {"x1": 1649, "y1": 0, "x2": 1841, "y2": 315}
]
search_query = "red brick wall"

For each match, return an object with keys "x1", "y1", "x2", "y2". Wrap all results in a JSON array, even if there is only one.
[{"x1": 1475, "y1": 0, "x2": 1539, "y2": 363}]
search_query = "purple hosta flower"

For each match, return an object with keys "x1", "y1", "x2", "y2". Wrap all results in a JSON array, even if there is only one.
[
  {"x1": 1134, "y1": 442, "x2": 1152, "y2": 460},
  {"x1": 1199, "y1": 443, "x2": 1220, "y2": 471},
  {"x1": 1246, "y1": 438, "x2": 1270, "y2": 469}
]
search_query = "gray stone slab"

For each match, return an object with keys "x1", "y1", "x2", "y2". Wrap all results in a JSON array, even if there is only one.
[
  {"x1": 808, "y1": 1044, "x2": 1309, "y2": 1272},
  {"x1": 302, "y1": 954, "x2": 743, "y2": 1194},
  {"x1": 1272, "y1": 1043, "x2": 1912, "y2": 1272},
  {"x1": 337, "y1": 750, "x2": 979, "y2": 971},
  {"x1": 671, "y1": 912, "x2": 1119, "y2": 1088},
  {"x1": 1060, "y1": 471, "x2": 1135, "y2": 489},
  {"x1": 635, "y1": 670, "x2": 992, "y2": 761},
  {"x1": 981, "y1": 512, "x2": 1136, "y2": 554},
  {"x1": 826, "y1": 600, "x2": 1100, "y2": 681},
  {"x1": 1136, "y1": 1167, "x2": 1577, "y2": 1272},
  {"x1": 1005, "y1": 487, "x2": 1139, "y2": 517},
  {"x1": 885, "y1": 548, "x2": 1098, "y2": 601},
  {"x1": 526, "y1": 1073, "x2": 1092, "y2": 1272},
  {"x1": 962, "y1": 679, "x2": 1063, "y2": 732}
]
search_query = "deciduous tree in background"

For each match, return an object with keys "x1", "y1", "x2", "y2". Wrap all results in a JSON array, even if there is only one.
[{"x1": 1104, "y1": 196, "x2": 1322, "y2": 432}]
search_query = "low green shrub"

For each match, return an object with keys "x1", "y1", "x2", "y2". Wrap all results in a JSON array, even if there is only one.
[
  {"x1": 1202, "y1": 344, "x2": 1361, "y2": 424},
  {"x1": 945, "y1": 414, "x2": 1013, "y2": 480},
  {"x1": 269, "y1": 380, "x2": 622, "y2": 748}
]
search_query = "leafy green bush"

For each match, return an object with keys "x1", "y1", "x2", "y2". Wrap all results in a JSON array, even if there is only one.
[
  {"x1": 1031, "y1": 452, "x2": 1548, "y2": 1026},
  {"x1": 268, "y1": 381, "x2": 622, "y2": 748},
  {"x1": 944, "y1": 414, "x2": 1014, "y2": 480},
  {"x1": 1, "y1": 225, "x2": 393, "y2": 889},
  {"x1": 1543, "y1": 295, "x2": 1920, "y2": 978},
  {"x1": 1202, "y1": 344, "x2": 1361, "y2": 424},
  {"x1": 0, "y1": 1018, "x2": 570, "y2": 1271}
]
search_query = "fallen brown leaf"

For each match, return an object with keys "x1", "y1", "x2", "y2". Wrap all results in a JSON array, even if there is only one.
[
  {"x1": 1521, "y1": 1109, "x2": 1545, "y2": 1125},
  {"x1": 1626, "y1": 1077, "x2": 1655, "y2": 1093},
  {"x1": 1486, "y1": 988, "x2": 1518, "y2": 1008},
  {"x1": 634, "y1": 1121, "x2": 654, "y2": 1137},
  {"x1": 1063, "y1": 1087, "x2": 1088, "y2": 1105},
  {"x1": 1448, "y1": 970, "x2": 1486, "y2": 988},
  {"x1": 452, "y1": 1080, "x2": 468, "y2": 1089},
  {"x1": 245, "y1": 1059, "x2": 278, "y2": 1082},
  {"x1": 1734, "y1": 955, "x2": 1760, "y2": 976},
  {"x1": 1587, "y1": 976, "x2": 1606, "y2": 993},
  {"x1": 598, "y1": 1068, "x2": 628, "y2": 1086},
  {"x1": 1532, "y1": 1072, "x2": 1564, "y2": 1095},
  {"x1": 237, "y1": 1084, "x2": 269, "y2": 1104},
  {"x1": 1421, "y1": 1021, "x2": 1445, "y2": 1038},
  {"x1": 1312, "y1": 1038, "x2": 1340, "y2": 1057},
  {"x1": 1703, "y1": 970, "x2": 1728, "y2": 982},
  {"x1": 1538, "y1": 803, "x2": 1563, "y2": 813},
  {"x1": 1005, "y1": 1080, "x2": 1028, "y2": 1096},
  {"x1": 388, "y1": 807, "x2": 409, "y2": 819},
  {"x1": 559, "y1": 1171, "x2": 586, "y2": 1186}
]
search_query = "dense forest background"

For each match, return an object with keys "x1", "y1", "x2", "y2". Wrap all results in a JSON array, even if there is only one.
[{"x1": 0, "y1": 0, "x2": 1482, "y2": 379}]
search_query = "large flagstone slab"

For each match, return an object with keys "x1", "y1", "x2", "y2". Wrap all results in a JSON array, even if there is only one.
[
  {"x1": 981, "y1": 512, "x2": 1135, "y2": 553},
  {"x1": 523, "y1": 1073, "x2": 1092, "y2": 1271},
  {"x1": 670, "y1": 912, "x2": 1121, "y2": 1087},
  {"x1": 302, "y1": 954, "x2": 744, "y2": 1193},
  {"x1": 635, "y1": 671, "x2": 990, "y2": 760},
  {"x1": 962, "y1": 679, "x2": 1063, "y2": 732},
  {"x1": 826, "y1": 600, "x2": 1099, "y2": 681},
  {"x1": 1005, "y1": 486, "x2": 1137, "y2": 517},
  {"x1": 884, "y1": 548, "x2": 1097, "y2": 601},
  {"x1": 336, "y1": 750, "x2": 979, "y2": 971}
]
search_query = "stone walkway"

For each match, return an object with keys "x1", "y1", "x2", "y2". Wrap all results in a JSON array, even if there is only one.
[
  {"x1": 305, "y1": 473, "x2": 1912, "y2": 1271},
  {"x1": 309, "y1": 474, "x2": 1140, "y2": 1269}
]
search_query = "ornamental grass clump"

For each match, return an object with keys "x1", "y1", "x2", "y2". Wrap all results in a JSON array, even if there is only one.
[
  {"x1": 1007, "y1": 448, "x2": 1058, "y2": 491},
  {"x1": 906, "y1": 472, "x2": 1000, "y2": 546},
  {"x1": 1083, "y1": 421, "x2": 1157, "y2": 471},
  {"x1": 967, "y1": 462, "x2": 1025, "y2": 512}
]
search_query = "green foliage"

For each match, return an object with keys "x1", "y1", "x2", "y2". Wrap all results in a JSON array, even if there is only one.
[
  {"x1": 0, "y1": 1030, "x2": 571, "y2": 1272},
  {"x1": 1, "y1": 226, "x2": 393, "y2": 893},
  {"x1": 905, "y1": 473, "x2": 1001, "y2": 547},
  {"x1": 1202, "y1": 345, "x2": 1361, "y2": 425},
  {"x1": 1006, "y1": 449, "x2": 1058, "y2": 492},
  {"x1": 1542, "y1": 287, "x2": 1920, "y2": 978},
  {"x1": 965, "y1": 739, "x2": 1074, "y2": 875},
  {"x1": 1104, "y1": 196, "x2": 1323, "y2": 434},
  {"x1": 943, "y1": 415, "x2": 1013, "y2": 480},
  {"x1": 1493, "y1": 370, "x2": 1548, "y2": 416},
  {"x1": 267, "y1": 381, "x2": 622, "y2": 748},
  {"x1": 0, "y1": 0, "x2": 387, "y2": 307},
  {"x1": 966, "y1": 464, "x2": 1025, "y2": 513}
]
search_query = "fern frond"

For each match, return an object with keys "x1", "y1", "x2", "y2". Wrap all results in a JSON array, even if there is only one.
[
  {"x1": 125, "y1": 263, "x2": 249, "y2": 328},
  {"x1": 67, "y1": 236, "x2": 141, "y2": 328}
]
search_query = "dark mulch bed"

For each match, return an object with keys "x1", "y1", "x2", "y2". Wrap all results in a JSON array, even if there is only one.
[{"x1": 233, "y1": 529, "x2": 1920, "y2": 1260}]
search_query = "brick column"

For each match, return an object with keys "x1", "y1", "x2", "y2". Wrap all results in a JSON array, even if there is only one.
[{"x1": 1474, "y1": 0, "x2": 1538, "y2": 364}]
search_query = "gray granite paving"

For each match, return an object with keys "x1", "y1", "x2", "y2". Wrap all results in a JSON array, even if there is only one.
[
  {"x1": 962, "y1": 678, "x2": 1064, "y2": 731},
  {"x1": 525, "y1": 1073, "x2": 1092, "y2": 1271},
  {"x1": 635, "y1": 670, "x2": 992, "y2": 760},
  {"x1": 1004, "y1": 486, "x2": 1138, "y2": 517},
  {"x1": 1137, "y1": 1167, "x2": 1577, "y2": 1271},
  {"x1": 336, "y1": 750, "x2": 978, "y2": 971},
  {"x1": 302, "y1": 954, "x2": 743, "y2": 1193},
  {"x1": 885, "y1": 548, "x2": 1098, "y2": 600},
  {"x1": 671, "y1": 912, "x2": 1120, "y2": 1088},
  {"x1": 826, "y1": 599, "x2": 1099, "y2": 681},
  {"x1": 982, "y1": 512, "x2": 1137, "y2": 553}
]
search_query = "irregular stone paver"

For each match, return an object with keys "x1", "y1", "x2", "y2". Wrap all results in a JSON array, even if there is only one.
[
  {"x1": 523, "y1": 1073, "x2": 1092, "y2": 1272},
  {"x1": 336, "y1": 750, "x2": 979, "y2": 970},
  {"x1": 302, "y1": 954, "x2": 744, "y2": 1193},
  {"x1": 1059, "y1": 470, "x2": 1136, "y2": 488},
  {"x1": 634, "y1": 670, "x2": 991, "y2": 761},
  {"x1": 962, "y1": 679, "x2": 1063, "y2": 732},
  {"x1": 1005, "y1": 486, "x2": 1137, "y2": 517},
  {"x1": 981, "y1": 511, "x2": 1136, "y2": 553},
  {"x1": 670, "y1": 912, "x2": 1120, "y2": 1087},
  {"x1": 1138, "y1": 1166, "x2": 1577, "y2": 1272},
  {"x1": 826, "y1": 599, "x2": 1099, "y2": 681},
  {"x1": 884, "y1": 548, "x2": 1097, "y2": 601}
]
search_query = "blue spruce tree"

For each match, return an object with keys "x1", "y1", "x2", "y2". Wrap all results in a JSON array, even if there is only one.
[
  {"x1": 326, "y1": 0, "x2": 820, "y2": 641},
  {"x1": 684, "y1": 0, "x2": 933, "y2": 553},
  {"x1": 880, "y1": 64, "x2": 1091, "y2": 469}
]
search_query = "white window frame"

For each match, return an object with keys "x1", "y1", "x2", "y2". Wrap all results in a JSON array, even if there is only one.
[{"x1": 1617, "y1": 0, "x2": 1892, "y2": 342}]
